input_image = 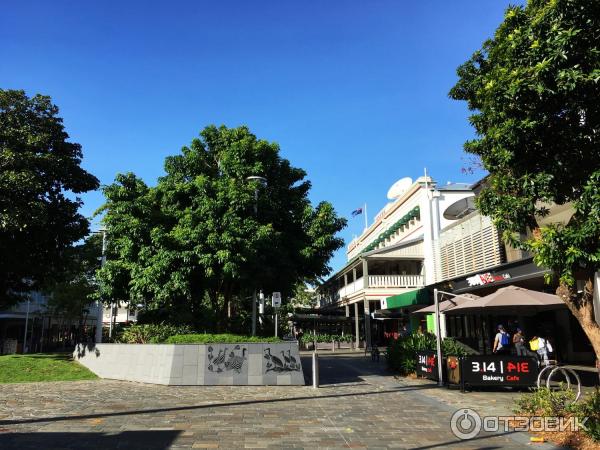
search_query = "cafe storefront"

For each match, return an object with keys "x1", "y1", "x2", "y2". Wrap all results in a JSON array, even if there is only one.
[{"x1": 424, "y1": 258, "x2": 595, "y2": 364}]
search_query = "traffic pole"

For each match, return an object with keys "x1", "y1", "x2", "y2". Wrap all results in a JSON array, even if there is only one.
[{"x1": 312, "y1": 351, "x2": 319, "y2": 388}]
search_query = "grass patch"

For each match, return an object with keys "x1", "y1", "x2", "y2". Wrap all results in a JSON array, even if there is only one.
[
  {"x1": 165, "y1": 333, "x2": 282, "y2": 344},
  {"x1": 0, "y1": 353, "x2": 97, "y2": 383}
]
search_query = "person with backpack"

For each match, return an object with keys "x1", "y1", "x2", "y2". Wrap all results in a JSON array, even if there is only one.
[
  {"x1": 493, "y1": 324, "x2": 511, "y2": 354},
  {"x1": 530, "y1": 334, "x2": 553, "y2": 365}
]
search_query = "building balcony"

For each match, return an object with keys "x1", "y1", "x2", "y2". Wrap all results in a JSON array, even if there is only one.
[
  {"x1": 368, "y1": 274, "x2": 423, "y2": 289},
  {"x1": 334, "y1": 274, "x2": 424, "y2": 304}
]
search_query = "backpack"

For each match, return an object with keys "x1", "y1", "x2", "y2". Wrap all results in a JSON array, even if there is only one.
[
  {"x1": 501, "y1": 332, "x2": 510, "y2": 346},
  {"x1": 529, "y1": 338, "x2": 540, "y2": 351}
]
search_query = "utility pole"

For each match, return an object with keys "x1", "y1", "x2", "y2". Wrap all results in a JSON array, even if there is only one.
[
  {"x1": 23, "y1": 298, "x2": 30, "y2": 353},
  {"x1": 95, "y1": 229, "x2": 106, "y2": 343},
  {"x1": 246, "y1": 176, "x2": 267, "y2": 336}
]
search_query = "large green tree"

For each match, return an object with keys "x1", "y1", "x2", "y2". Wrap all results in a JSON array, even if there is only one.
[
  {"x1": 0, "y1": 90, "x2": 99, "y2": 308},
  {"x1": 98, "y1": 125, "x2": 346, "y2": 330},
  {"x1": 450, "y1": 0, "x2": 600, "y2": 360}
]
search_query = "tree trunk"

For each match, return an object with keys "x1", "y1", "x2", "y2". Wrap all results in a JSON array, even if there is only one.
[
  {"x1": 207, "y1": 290, "x2": 222, "y2": 332},
  {"x1": 556, "y1": 280, "x2": 600, "y2": 381}
]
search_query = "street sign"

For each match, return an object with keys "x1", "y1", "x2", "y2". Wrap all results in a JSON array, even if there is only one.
[{"x1": 272, "y1": 292, "x2": 281, "y2": 308}]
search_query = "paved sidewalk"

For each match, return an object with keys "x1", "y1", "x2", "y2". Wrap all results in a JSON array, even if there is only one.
[{"x1": 0, "y1": 352, "x2": 559, "y2": 449}]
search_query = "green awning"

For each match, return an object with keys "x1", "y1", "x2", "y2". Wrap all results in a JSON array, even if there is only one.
[{"x1": 385, "y1": 288, "x2": 430, "y2": 309}]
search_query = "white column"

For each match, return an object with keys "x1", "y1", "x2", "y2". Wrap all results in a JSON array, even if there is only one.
[
  {"x1": 364, "y1": 296, "x2": 371, "y2": 349},
  {"x1": 421, "y1": 179, "x2": 436, "y2": 285},
  {"x1": 432, "y1": 192, "x2": 442, "y2": 283},
  {"x1": 440, "y1": 314, "x2": 447, "y2": 338},
  {"x1": 95, "y1": 302, "x2": 103, "y2": 343},
  {"x1": 354, "y1": 302, "x2": 360, "y2": 349}
]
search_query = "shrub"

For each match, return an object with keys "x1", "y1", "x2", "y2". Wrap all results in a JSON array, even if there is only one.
[
  {"x1": 165, "y1": 334, "x2": 282, "y2": 344},
  {"x1": 571, "y1": 387, "x2": 600, "y2": 442},
  {"x1": 442, "y1": 337, "x2": 475, "y2": 357},
  {"x1": 385, "y1": 333, "x2": 473, "y2": 375},
  {"x1": 514, "y1": 386, "x2": 576, "y2": 417},
  {"x1": 385, "y1": 332, "x2": 436, "y2": 375},
  {"x1": 514, "y1": 386, "x2": 600, "y2": 443},
  {"x1": 299, "y1": 333, "x2": 354, "y2": 344},
  {"x1": 117, "y1": 323, "x2": 193, "y2": 344},
  {"x1": 338, "y1": 334, "x2": 355, "y2": 343}
]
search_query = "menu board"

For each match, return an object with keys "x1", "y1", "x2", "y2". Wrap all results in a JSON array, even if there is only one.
[
  {"x1": 416, "y1": 351, "x2": 439, "y2": 381},
  {"x1": 461, "y1": 355, "x2": 539, "y2": 387}
]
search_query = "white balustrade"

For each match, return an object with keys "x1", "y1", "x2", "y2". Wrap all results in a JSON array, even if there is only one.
[
  {"x1": 367, "y1": 274, "x2": 423, "y2": 288},
  {"x1": 337, "y1": 275, "x2": 423, "y2": 298},
  {"x1": 337, "y1": 277, "x2": 364, "y2": 298}
]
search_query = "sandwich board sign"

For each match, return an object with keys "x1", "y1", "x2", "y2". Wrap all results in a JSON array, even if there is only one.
[{"x1": 272, "y1": 292, "x2": 281, "y2": 308}]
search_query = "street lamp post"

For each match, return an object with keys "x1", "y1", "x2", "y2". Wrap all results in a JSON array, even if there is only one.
[
  {"x1": 23, "y1": 298, "x2": 30, "y2": 353},
  {"x1": 433, "y1": 289, "x2": 476, "y2": 386},
  {"x1": 246, "y1": 176, "x2": 267, "y2": 336},
  {"x1": 94, "y1": 229, "x2": 107, "y2": 343}
]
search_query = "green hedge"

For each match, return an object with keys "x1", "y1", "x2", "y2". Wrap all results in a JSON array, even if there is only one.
[
  {"x1": 299, "y1": 333, "x2": 354, "y2": 344},
  {"x1": 165, "y1": 334, "x2": 282, "y2": 344},
  {"x1": 117, "y1": 323, "x2": 194, "y2": 344}
]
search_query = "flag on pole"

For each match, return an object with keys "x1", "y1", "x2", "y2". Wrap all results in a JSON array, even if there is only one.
[{"x1": 351, "y1": 207, "x2": 363, "y2": 217}]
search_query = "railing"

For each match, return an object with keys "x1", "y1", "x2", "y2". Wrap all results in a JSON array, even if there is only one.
[
  {"x1": 336, "y1": 275, "x2": 423, "y2": 299},
  {"x1": 338, "y1": 277, "x2": 364, "y2": 297},
  {"x1": 368, "y1": 274, "x2": 423, "y2": 288}
]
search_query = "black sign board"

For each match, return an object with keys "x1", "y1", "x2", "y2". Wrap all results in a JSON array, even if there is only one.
[
  {"x1": 461, "y1": 355, "x2": 539, "y2": 387},
  {"x1": 416, "y1": 351, "x2": 439, "y2": 381},
  {"x1": 450, "y1": 259, "x2": 548, "y2": 292}
]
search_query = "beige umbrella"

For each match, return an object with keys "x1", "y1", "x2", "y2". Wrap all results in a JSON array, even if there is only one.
[
  {"x1": 413, "y1": 293, "x2": 480, "y2": 314},
  {"x1": 444, "y1": 285, "x2": 565, "y2": 315}
]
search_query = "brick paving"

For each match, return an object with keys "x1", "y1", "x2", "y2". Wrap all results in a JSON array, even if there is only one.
[{"x1": 0, "y1": 352, "x2": 559, "y2": 449}]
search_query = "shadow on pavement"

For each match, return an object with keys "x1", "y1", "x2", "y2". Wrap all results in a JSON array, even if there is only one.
[
  {"x1": 411, "y1": 430, "x2": 518, "y2": 450},
  {"x1": 300, "y1": 352, "x2": 391, "y2": 385},
  {"x1": 0, "y1": 430, "x2": 181, "y2": 450}
]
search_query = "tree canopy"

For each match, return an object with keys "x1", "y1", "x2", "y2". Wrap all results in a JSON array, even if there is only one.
[
  {"x1": 98, "y1": 125, "x2": 346, "y2": 330},
  {"x1": 0, "y1": 90, "x2": 99, "y2": 308},
  {"x1": 450, "y1": 0, "x2": 600, "y2": 358}
]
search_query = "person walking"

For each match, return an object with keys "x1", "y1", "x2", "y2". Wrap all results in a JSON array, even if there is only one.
[
  {"x1": 493, "y1": 324, "x2": 511, "y2": 355},
  {"x1": 513, "y1": 328, "x2": 527, "y2": 356},
  {"x1": 531, "y1": 334, "x2": 553, "y2": 365}
]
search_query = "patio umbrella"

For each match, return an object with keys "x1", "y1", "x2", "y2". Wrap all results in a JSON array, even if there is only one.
[
  {"x1": 444, "y1": 285, "x2": 565, "y2": 315},
  {"x1": 412, "y1": 293, "x2": 480, "y2": 314}
]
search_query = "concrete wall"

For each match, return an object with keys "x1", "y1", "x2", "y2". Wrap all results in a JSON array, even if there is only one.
[{"x1": 73, "y1": 342, "x2": 304, "y2": 386}]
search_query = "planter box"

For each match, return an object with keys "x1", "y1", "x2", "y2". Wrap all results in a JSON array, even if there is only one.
[
  {"x1": 73, "y1": 342, "x2": 304, "y2": 386},
  {"x1": 301, "y1": 341, "x2": 354, "y2": 351},
  {"x1": 316, "y1": 342, "x2": 335, "y2": 351}
]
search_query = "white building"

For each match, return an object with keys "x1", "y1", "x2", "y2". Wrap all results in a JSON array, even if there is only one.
[
  {"x1": 0, "y1": 292, "x2": 102, "y2": 354},
  {"x1": 317, "y1": 175, "x2": 475, "y2": 345}
]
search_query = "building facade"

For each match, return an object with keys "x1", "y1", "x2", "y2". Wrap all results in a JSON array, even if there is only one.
[
  {"x1": 317, "y1": 175, "x2": 475, "y2": 346},
  {"x1": 317, "y1": 175, "x2": 596, "y2": 364}
]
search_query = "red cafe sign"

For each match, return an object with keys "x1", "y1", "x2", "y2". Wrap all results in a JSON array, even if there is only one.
[{"x1": 466, "y1": 272, "x2": 511, "y2": 287}]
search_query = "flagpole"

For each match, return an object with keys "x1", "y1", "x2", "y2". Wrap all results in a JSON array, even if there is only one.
[{"x1": 364, "y1": 203, "x2": 368, "y2": 230}]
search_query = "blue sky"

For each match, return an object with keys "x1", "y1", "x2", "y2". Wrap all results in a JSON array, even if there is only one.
[{"x1": 1, "y1": 1, "x2": 521, "y2": 273}]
